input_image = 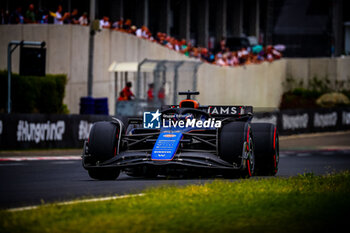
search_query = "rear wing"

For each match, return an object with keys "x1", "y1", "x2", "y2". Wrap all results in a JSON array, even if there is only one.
[{"x1": 161, "y1": 105, "x2": 253, "y2": 117}]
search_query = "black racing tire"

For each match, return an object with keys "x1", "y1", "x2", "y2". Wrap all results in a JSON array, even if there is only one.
[
  {"x1": 88, "y1": 168, "x2": 120, "y2": 180},
  {"x1": 251, "y1": 123, "x2": 279, "y2": 176},
  {"x1": 87, "y1": 121, "x2": 122, "y2": 180},
  {"x1": 220, "y1": 122, "x2": 255, "y2": 178},
  {"x1": 89, "y1": 121, "x2": 121, "y2": 162}
]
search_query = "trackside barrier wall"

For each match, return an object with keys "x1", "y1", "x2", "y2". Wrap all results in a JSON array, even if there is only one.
[
  {"x1": 253, "y1": 107, "x2": 350, "y2": 135},
  {"x1": 1, "y1": 108, "x2": 350, "y2": 149},
  {"x1": 0, "y1": 114, "x2": 111, "y2": 150}
]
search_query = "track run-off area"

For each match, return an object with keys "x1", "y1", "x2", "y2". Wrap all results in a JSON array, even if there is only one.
[{"x1": 0, "y1": 131, "x2": 350, "y2": 209}]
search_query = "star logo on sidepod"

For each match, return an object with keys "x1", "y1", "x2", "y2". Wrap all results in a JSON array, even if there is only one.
[
  {"x1": 151, "y1": 110, "x2": 162, "y2": 122},
  {"x1": 143, "y1": 110, "x2": 162, "y2": 129}
]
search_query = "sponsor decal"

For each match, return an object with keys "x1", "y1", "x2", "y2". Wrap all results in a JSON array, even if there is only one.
[
  {"x1": 16, "y1": 120, "x2": 65, "y2": 144},
  {"x1": 78, "y1": 120, "x2": 93, "y2": 140},
  {"x1": 162, "y1": 118, "x2": 222, "y2": 128},
  {"x1": 152, "y1": 132, "x2": 183, "y2": 160},
  {"x1": 208, "y1": 106, "x2": 239, "y2": 115},
  {"x1": 282, "y1": 113, "x2": 308, "y2": 130},
  {"x1": 143, "y1": 110, "x2": 161, "y2": 129},
  {"x1": 144, "y1": 110, "x2": 222, "y2": 129},
  {"x1": 314, "y1": 112, "x2": 337, "y2": 128}
]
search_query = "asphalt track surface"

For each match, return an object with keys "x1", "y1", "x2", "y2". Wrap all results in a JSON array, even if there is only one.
[{"x1": 1, "y1": 131, "x2": 350, "y2": 209}]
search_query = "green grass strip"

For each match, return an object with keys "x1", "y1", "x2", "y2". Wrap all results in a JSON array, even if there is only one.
[{"x1": 1, "y1": 171, "x2": 350, "y2": 233}]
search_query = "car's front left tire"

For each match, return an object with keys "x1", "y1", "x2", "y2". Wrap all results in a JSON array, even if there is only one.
[{"x1": 85, "y1": 121, "x2": 123, "y2": 180}]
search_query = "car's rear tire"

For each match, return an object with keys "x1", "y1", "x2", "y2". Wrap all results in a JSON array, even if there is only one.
[
  {"x1": 251, "y1": 123, "x2": 279, "y2": 176},
  {"x1": 87, "y1": 121, "x2": 122, "y2": 180},
  {"x1": 220, "y1": 122, "x2": 255, "y2": 178}
]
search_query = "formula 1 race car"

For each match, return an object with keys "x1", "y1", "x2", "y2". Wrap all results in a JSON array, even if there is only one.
[{"x1": 82, "y1": 91, "x2": 279, "y2": 180}]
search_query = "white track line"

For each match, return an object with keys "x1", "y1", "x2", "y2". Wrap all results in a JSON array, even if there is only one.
[
  {"x1": 296, "y1": 153, "x2": 312, "y2": 157},
  {"x1": 0, "y1": 163, "x2": 25, "y2": 166},
  {"x1": 7, "y1": 193, "x2": 145, "y2": 212},
  {"x1": 0, "y1": 156, "x2": 81, "y2": 162}
]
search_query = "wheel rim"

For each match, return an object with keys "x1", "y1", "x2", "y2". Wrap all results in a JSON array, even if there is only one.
[
  {"x1": 242, "y1": 137, "x2": 254, "y2": 177},
  {"x1": 248, "y1": 137, "x2": 255, "y2": 176},
  {"x1": 273, "y1": 133, "x2": 279, "y2": 173}
]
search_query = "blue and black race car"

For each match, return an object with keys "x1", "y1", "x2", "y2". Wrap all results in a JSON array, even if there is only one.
[{"x1": 82, "y1": 91, "x2": 279, "y2": 180}]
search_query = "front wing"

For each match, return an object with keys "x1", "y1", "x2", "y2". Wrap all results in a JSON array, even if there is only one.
[{"x1": 82, "y1": 148, "x2": 244, "y2": 171}]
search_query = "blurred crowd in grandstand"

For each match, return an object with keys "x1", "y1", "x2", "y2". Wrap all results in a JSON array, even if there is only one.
[
  {"x1": 1, "y1": 3, "x2": 283, "y2": 67},
  {"x1": 1, "y1": 4, "x2": 87, "y2": 25}
]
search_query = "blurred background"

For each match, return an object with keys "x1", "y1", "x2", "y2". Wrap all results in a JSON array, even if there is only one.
[{"x1": 0, "y1": 0, "x2": 350, "y2": 149}]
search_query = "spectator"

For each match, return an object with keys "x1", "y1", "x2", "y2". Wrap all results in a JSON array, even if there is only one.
[
  {"x1": 238, "y1": 47, "x2": 249, "y2": 64},
  {"x1": 158, "y1": 84, "x2": 166, "y2": 105},
  {"x1": 245, "y1": 54, "x2": 253, "y2": 65},
  {"x1": 99, "y1": 16, "x2": 110, "y2": 29},
  {"x1": 69, "y1": 9, "x2": 79, "y2": 24},
  {"x1": 113, "y1": 18, "x2": 124, "y2": 30},
  {"x1": 191, "y1": 47, "x2": 201, "y2": 59},
  {"x1": 24, "y1": 4, "x2": 36, "y2": 23},
  {"x1": 214, "y1": 37, "x2": 227, "y2": 54},
  {"x1": 122, "y1": 82, "x2": 135, "y2": 100},
  {"x1": 130, "y1": 25, "x2": 137, "y2": 35},
  {"x1": 166, "y1": 37, "x2": 174, "y2": 49},
  {"x1": 147, "y1": 83, "x2": 154, "y2": 102},
  {"x1": 256, "y1": 50, "x2": 265, "y2": 63},
  {"x1": 123, "y1": 19, "x2": 132, "y2": 32},
  {"x1": 215, "y1": 53, "x2": 226, "y2": 66},
  {"x1": 78, "y1": 12, "x2": 88, "y2": 26},
  {"x1": 179, "y1": 39, "x2": 189, "y2": 56},
  {"x1": 136, "y1": 26, "x2": 143, "y2": 37},
  {"x1": 232, "y1": 52, "x2": 240, "y2": 66},
  {"x1": 265, "y1": 45, "x2": 281, "y2": 62},
  {"x1": 136, "y1": 25, "x2": 147, "y2": 38},
  {"x1": 173, "y1": 39, "x2": 180, "y2": 51},
  {"x1": 38, "y1": 8, "x2": 49, "y2": 24},
  {"x1": 271, "y1": 47, "x2": 282, "y2": 59},
  {"x1": 226, "y1": 52, "x2": 234, "y2": 66},
  {"x1": 146, "y1": 29, "x2": 154, "y2": 41},
  {"x1": 53, "y1": 5, "x2": 69, "y2": 25},
  {"x1": 10, "y1": 6, "x2": 24, "y2": 24},
  {"x1": 200, "y1": 48, "x2": 210, "y2": 62},
  {"x1": 266, "y1": 52, "x2": 274, "y2": 62},
  {"x1": 117, "y1": 91, "x2": 127, "y2": 101}
]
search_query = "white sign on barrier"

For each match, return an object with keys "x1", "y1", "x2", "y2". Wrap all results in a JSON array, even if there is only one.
[
  {"x1": 16, "y1": 120, "x2": 65, "y2": 144},
  {"x1": 252, "y1": 115, "x2": 277, "y2": 125},
  {"x1": 343, "y1": 111, "x2": 350, "y2": 125},
  {"x1": 314, "y1": 112, "x2": 337, "y2": 128},
  {"x1": 282, "y1": 113, "x2": 308, "y2": 130},
  {"x1": 78, "y1": 120, "x2": 93, "y2": 140}
]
